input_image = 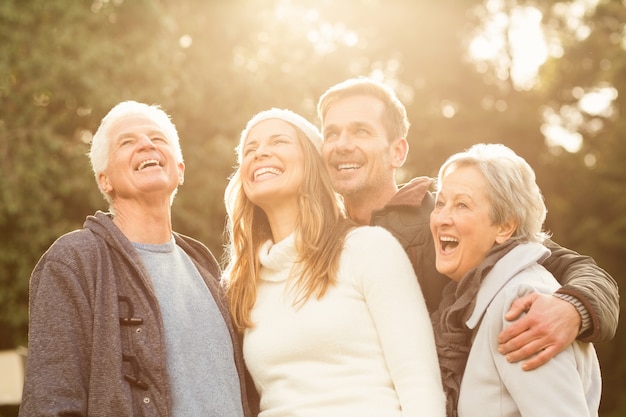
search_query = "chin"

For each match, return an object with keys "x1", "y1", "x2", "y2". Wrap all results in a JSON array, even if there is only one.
[{"x1": 437, "y1": 265, "x2": 460, "y2": 282}]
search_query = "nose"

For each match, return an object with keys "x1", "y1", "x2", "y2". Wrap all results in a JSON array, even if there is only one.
[
  {"x1": 334, "y1": 130, "x2": 356, "y2": 152},
  {"x1": 137, "y1": 135, "x2": 157, "y2": 150},
  {"x1": 430, "y1": 203, "x2": 451, "y2": 226},
  {"x1": 253, "y1": 143, "x2": 271, "y2": 160}
]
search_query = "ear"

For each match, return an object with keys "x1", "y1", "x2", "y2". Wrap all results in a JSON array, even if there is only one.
[
  {"x1": 495, "y1": 219, "x2": 517, "y2": 244},
  {"x1": 97, "y1": 172, "x2": 113, "y2": 193},
  {"x1": 177, "y1": 161, "x2": 185, "y2": 185},
  {"x1": 390, "y1": 138, "x2": 409, "y2": 168}
]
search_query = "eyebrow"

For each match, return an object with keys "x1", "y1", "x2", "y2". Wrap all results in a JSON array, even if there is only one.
[
  {"x1": 244, "y1": 133, "x2": 295, "y2": 146},
  {"x1": 324, "y1": 120, "x2": 374, "y2": 131},
  {"x1": 351, "y1": 120, "x2": 373, "y2": 128},
  {"x1": 437, "y1": 190, "x2": 475, "y2": 201},
  {"x1": 115, "y1": 130, "x2": 167, "y2": 142}
]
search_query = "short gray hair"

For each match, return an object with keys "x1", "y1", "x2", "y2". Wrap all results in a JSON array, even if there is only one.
[{"x1": 436, "y1": 143, "x2": 548, "y2": 243}]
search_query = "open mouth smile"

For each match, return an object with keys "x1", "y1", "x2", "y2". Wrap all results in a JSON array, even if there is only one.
[
  {"x1": 440, "y1": 235, "x2": 459, "y2": 253},
  {"x1": 136, "y1": 159, "x2": 161, "y2": 171},
  {"x1": 253, "y1": 166, "x2": 283, "y2": 181},
  {"x1": 336, "y1": 162, "x2": 362, "y2": 171}
]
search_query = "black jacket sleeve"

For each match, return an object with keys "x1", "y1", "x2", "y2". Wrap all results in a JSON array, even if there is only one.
[{"x1": 541, "y1": 239, "x2": 619, "y2": 342}]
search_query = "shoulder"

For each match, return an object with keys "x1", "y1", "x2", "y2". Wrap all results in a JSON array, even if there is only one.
[
  {"x1": 386, "y1": 176, "x2": 435, "y2": 207},
  {"x1": 468, "y1": 245, "x2": 557, "y2": 329},
  {"x1": 346, "y1": 225, "x2": 400, "y2": 246},
  {"x1": 344, "y1": 226, "x2": 407, "y2": 261},
  {"x1": 44, "y1": 211, "x2": 126, "y2": 261},
  {"x1": 41, "y1": 228, "x2": 100, "y2": 261},
  {"x1": 503, "y1": 263, "x2": 560, "y2": 299},
  {"x1": 396, "y1": 176, "x2": 435, "y2": 198},
  {"x1": 371, "y1": 178, "x2": 436, "y2": 246},
  {"x1": 481, "y1": 243, "x2": 554, "y2": 301},
  {"x1": 340, "y1": 226, "x2": 419, "y2": 292},
  {"x1": 30, "y1": 228, "x2": 103, "y2": 295},
  {"x1": 34, "y1": 212, "x2": 128, "y2": 277},
  {"x1": 486, "y1": 264, "x2": 559, "y2": 319},
  {"x1": 174, "y1": 232, "x2": 210, "y2": 253},
  {"x1": 173, "y1": 232, "x2": 221, "y2": 278}
]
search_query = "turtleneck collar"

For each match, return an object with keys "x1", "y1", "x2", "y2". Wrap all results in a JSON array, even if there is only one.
[{"x1": 258, "y1": 233, "x2": 298, "y2": 282}]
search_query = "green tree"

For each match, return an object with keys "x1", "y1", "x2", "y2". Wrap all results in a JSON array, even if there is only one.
[{"x1": 0, "y1": 0, "x2": 178, "y2": 347}]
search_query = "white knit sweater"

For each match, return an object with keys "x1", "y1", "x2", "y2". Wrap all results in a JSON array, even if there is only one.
[{"x1": 244, "y1": 226, "x2": 446, "y2": 417}]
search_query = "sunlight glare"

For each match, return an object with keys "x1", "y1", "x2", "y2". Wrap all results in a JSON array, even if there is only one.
[
  {"x1": 541, "y1": 123, "x2": 584, "y2": 153},
  {"x1": 308, "y1": 22, "x2": 359, "y2": 55},
  {"x1": 541, "y1": 105, "x2": 583, "y2": 153},
  {"x1": 553, "y1": 0, "x2": 598, "y2": 41},
  {"x1": 540, "y1": 84, "x2": 617, "y2": 153},
  {"x1": 179, "y1": 35, "x2": 192, "y2": 49},
  {"x1": 584, "y1": 153, "x2": 597, "y2": 168},
  {"x1": 578, "y1": 86, "x2": 618, "y2": 116},
  {"x1": 468, "y1": 1, "x2": 548, "y2": 90},
  {"x1": 271, "y1": 0, "x2": 359, "y2": 55},
  {"x1": 440, "y1": 101, "x2": 457, "y2": 119},
  {"x1": 508, "y1": 7, "x2": 547, "y2": 90},
  {"x1": 469, "y1": 0, "x2": 601, "y2": 90}
]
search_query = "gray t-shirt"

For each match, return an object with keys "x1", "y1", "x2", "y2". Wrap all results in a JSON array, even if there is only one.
[{"x1": 134, "y1": 238, "x2": 244, "y2": 417}]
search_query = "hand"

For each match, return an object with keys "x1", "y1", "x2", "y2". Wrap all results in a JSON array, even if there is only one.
[{"x1": 497, "y1": 292, "x2": 581, "y2": 371}]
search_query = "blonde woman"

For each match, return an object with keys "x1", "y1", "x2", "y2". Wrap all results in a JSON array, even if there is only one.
[{"x1": 223, "y1": 108, "x2": 445, "y2": 417}]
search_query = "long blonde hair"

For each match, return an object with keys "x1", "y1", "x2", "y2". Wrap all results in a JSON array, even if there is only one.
[{"x1": 223, "y1": 112, "x2": 354, "y2": 332}]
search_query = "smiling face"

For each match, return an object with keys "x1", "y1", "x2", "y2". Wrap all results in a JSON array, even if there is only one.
[
  {"x1": 97, "y1": 114, "x2": 184, "y2": 207},
  {"x1": 321, "y1": 95, "x2": 406, "y2": 201},
  {"x1": 240, "y1": 118, "x2": 305, "y2": 214},
  {"x1": 430, "y1": 164, "x2": 514, "y2": 282}
]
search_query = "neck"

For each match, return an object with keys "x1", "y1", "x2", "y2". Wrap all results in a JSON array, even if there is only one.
[
  {"x1": 112, "y1": 200, "x2": 173, "y2": 244},
  {"x1": 263, "y1": 204, "x2": 298, "y2": 243},
  {"x1": 344, "y1": 184, "x2": 398, "y2": 226}
]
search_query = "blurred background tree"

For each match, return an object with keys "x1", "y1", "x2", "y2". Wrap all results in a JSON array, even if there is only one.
[{"x1": 0, "y1": 0, "x2": 623, "y2": 415}]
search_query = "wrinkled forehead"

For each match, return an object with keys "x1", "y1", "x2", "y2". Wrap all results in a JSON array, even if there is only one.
[{"x1": 107, "y1": 113, "x2": 166, "y2": 139}]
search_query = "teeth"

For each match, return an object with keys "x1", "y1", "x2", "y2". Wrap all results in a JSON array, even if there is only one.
[
  {"x1": 137, "y1": 159, "x2": 159, "y2": 170},
  {"x1": 440, "y1": 235, "x2": 459, "y2": 252},
  {"x1": 254, "y1": 167, "x2": 282, "y2": 181},
  {"x1": 337, "y1": 163, "x2": 360, "y2": 170}
]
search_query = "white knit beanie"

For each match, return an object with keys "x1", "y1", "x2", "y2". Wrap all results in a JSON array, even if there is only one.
[{"x1": 238, "y1": 108, "x2": 322, "y2": 161}]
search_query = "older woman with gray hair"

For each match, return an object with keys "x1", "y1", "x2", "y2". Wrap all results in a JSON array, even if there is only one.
[{"x1": 430, "y1": 143, "x2": 601, "y2": 417}]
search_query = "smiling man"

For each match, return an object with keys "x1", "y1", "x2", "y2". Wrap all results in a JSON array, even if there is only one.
[
  {"x1": 317, "y1": 77, "x2": 619, "y2": 373},
  {"x1": 19, "y1": 101, "x2": 256, "y2": 417}
]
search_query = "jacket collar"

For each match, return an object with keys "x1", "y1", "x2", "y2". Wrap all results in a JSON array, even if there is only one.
[
  {"x1": 374, "y1": 176, "x2": 434, "y2": 214},
  {"x1": 465, "y1": 242, "x2": 551, "y2": 329}
]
